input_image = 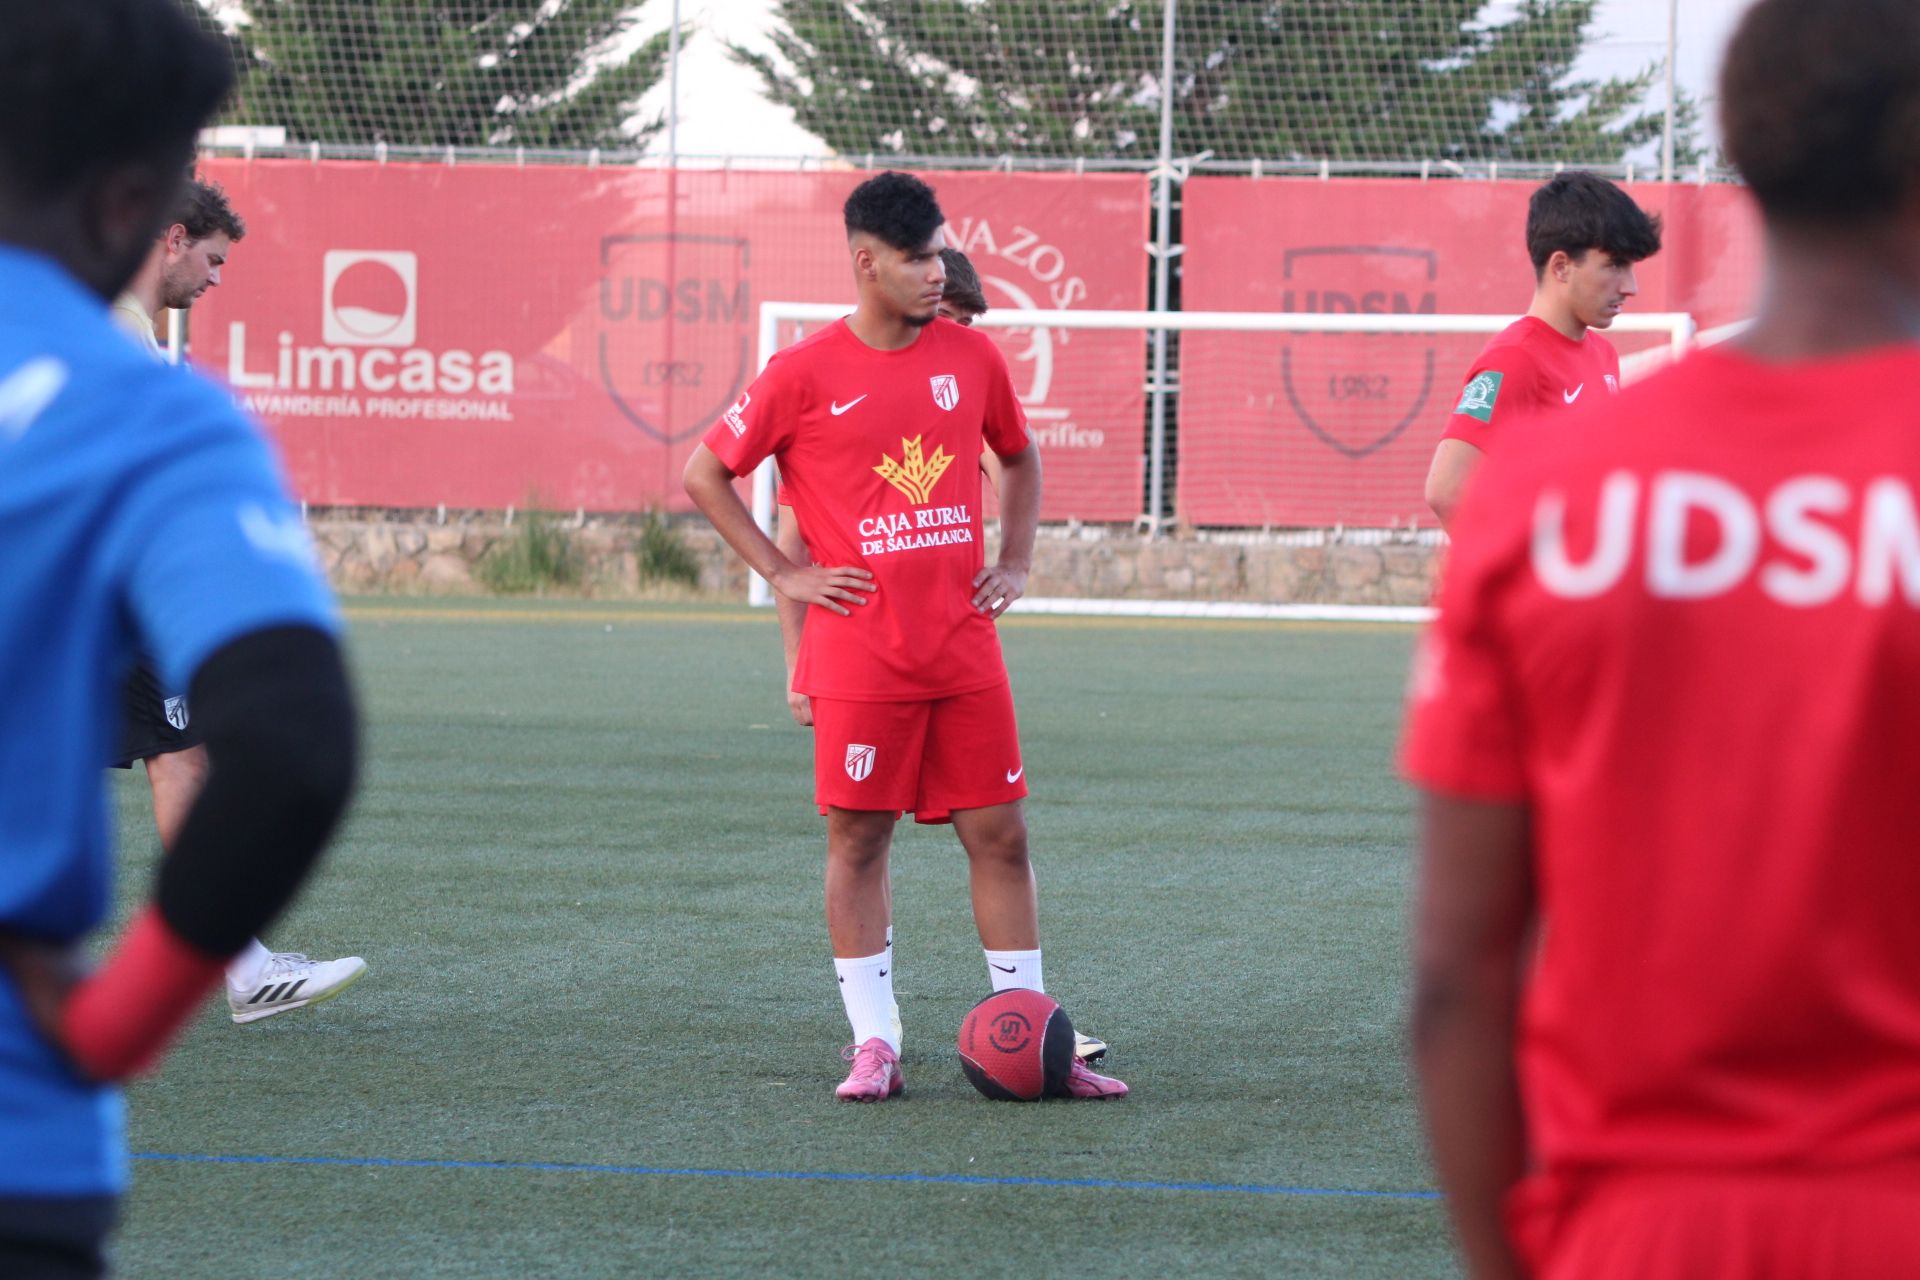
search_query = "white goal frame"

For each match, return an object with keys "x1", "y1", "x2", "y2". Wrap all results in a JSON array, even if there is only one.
[{"x1": 747, "y1": 301, "x2": 1696, "y2": 623}]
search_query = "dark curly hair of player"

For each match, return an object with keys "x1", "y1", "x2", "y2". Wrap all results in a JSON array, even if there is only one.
[
  {"x1": 1525, "y1": 172, "x2": 1662, "y2": 277},
  {"x1": 843, "y1": 171, "x2": 945, "y2": 252},
  {"x1": 1722, "y1": 0, "x2": 1920, "y2": 228},
  {"x1": 175, "y1": 178, "x2": 247, "y2": 243},
  {"x1": 940, "y1": 247, "x2": 989, "y2": 315}
]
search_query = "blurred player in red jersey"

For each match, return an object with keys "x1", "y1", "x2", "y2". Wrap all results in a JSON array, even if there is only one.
[
  {"x1": 1404, "y1": 0, "x2": 1920, "y2": 1275},
  {"x1": 1424, "y1": 173, "x2": 1662, "y2": 530},
  {"x1": 684, "y1": 173, "x2": 1126, "y2": 1101}
]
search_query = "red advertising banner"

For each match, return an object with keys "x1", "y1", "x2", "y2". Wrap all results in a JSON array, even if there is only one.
[
  {"x1": 1176, "y1": 177, "x2": 1762, "y2": 527},
  {"x1": 191, "y1": 160, "x2": 1150, "y2": 519}
]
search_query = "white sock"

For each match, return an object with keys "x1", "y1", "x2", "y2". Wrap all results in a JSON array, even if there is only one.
[
  {"x1": 984, "y1": 947, "x2": 1043, "y2": 993},
  {"x1": 227, "y1": 938, "x2": 274, "y2": 991},
  {"x1": 835, "y1": 949, "x2": 897, "y2": 1052},
  {"x1": 885, "y1": 927, "x2": 902, "y2": 1048}
]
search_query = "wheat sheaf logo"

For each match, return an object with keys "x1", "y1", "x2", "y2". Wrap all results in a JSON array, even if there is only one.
[{"x1": 874, "y1": 435, "x2": 955, "y2": 505}]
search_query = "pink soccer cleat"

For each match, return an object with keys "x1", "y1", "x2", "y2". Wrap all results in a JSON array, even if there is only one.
[
  {"x1": 1063, "y1": 1056, "x2": 1129, "y2": 1099},
  {"x1": 836, "y1": 1037, "x2": 904, "y2": 1102}
]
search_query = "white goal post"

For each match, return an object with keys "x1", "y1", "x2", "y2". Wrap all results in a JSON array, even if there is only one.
[{"x1": 746, "y1": 301, "x2": 1696, "y2": 622}]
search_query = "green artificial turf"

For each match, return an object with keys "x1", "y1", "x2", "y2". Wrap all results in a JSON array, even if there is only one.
[{"x1": 107, "y1": 599, "x2": 1454, "y2": 1278}]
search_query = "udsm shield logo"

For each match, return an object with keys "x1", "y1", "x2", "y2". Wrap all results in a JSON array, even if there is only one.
[
  {"x1": 1278, "y1": 246, "x2": 1439, "y2": 459},
  {"x1": 596, "y1": 234, "x2": 753, "y2": 444}
]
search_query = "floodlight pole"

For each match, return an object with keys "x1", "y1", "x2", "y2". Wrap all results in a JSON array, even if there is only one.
[
  {"x1": 1146, "y1": 0, "x2": 1178, "y2": 534},
  {"x1": 1661, "y1": 0, "x2": 1677, "y2": 182}
]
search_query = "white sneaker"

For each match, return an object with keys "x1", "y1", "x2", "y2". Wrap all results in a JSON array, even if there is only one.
[{"x1": 228, "y1": 953, "x2": 368, "y2": 1024}]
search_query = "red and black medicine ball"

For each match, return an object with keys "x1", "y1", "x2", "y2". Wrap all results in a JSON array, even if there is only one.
[{"x1": 957, "y1": 989, "x2": 1074, "y2": 1101}]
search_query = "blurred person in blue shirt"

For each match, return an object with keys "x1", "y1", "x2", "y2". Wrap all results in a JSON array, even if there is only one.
[{"x1": 0, "y1": 4, "x2": 359, "y2": 1274}]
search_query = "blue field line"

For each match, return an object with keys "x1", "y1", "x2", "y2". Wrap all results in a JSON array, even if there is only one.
[{"x1": 134, "y1": 1152, "x2": 1439, "y2": 1201}]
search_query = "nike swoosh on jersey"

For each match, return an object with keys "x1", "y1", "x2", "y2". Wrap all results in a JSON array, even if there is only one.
[
  {"x1": 1563, "y1": 385, "x2": 1584, "y2": 404},
  {"x1": 830, "y1": 395, "x2": 867, "y2": 416},
  {"x1": 1006, "y1": 766, "x2": 1024, "y2": 783}
]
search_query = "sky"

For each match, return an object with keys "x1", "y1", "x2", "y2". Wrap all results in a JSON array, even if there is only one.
[{"x1": 1565, "y1": 0, "x2": 1752, "y2": 154}]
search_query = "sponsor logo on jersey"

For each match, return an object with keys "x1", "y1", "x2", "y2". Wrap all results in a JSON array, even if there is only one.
[
  {"x1": 1563, "y1": 384, "x2": 1584, "y2": 404},
  {"x1": 830, "y1": 395, "x2": 866, "y2": 416},
  {"x1": 1455, "y1": 370, "x2": 1503, "y2": 423},
  {"x1": 845, "y1": 743, "x2": 876, "y2": 782},
  {"x1": 163, "y1": 696, "x2": 190, "y2": 731},
  {"x1": 874, "y1": 435, "x2": 955, "y2": 505},
  {"x1": 723, "y1": 391, "x2": 751, "y2": 437},
  {"x1": 929, "y1": 374, "x2": 959, "y2": 411}
]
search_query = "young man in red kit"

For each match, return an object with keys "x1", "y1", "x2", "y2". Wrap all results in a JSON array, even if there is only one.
[
  {"x1": 684, "y1": 172, "x2": 1126, "y2": 1102},
  {"x1": 1424, "y1": 172, "x2": 1662, "y2": 530},
  {"x1": 1404, "y1": 0, "x2": 1920, "y2": 1275}
]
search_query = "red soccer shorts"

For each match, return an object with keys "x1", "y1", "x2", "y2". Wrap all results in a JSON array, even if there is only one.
[
  {"x1": 811, "y1": 681, "x2": 1027, "y2": 824},
  {"x1": 1510, "y1": 1165, "x2": 1920, "y2": 1280}
]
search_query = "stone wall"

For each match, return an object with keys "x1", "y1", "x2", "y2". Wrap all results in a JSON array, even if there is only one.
[{"x1": 309, "y1": 511, "x2": 1441, "y2": 606}]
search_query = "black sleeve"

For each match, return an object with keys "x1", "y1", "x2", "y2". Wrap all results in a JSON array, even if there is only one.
[{"x1": 154, "y1": 625, "x2": 359, "y2": 957}]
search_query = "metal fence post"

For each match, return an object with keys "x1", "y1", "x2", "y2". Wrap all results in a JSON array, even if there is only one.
[{"x1": 1146, "y1": 0, "x2": 1178, "y2": 532}]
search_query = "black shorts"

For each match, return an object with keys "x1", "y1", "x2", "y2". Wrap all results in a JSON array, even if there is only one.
[
  {"x1": 0, "y1": 1193, "x2": 117, "y2": 1280},
  {"x1": 110, "y1": 658, "x2": 202, "y2": 769}
]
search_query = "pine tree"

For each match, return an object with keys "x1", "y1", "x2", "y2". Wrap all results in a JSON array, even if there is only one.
[
  {"x1": 736, "y1": 0, "x2": 1696, "y2": 165},
  {"x1": 205, "y1": 0, "x2": 671, "y2": 149}
]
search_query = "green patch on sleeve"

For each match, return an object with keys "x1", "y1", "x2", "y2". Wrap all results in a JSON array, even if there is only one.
[{"x1": 1453, "y1": 370, "x2": 1503, "y2": 423}]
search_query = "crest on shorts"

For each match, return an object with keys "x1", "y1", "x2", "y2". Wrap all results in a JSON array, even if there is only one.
[
  {"x1": 844, "y1": 743, "x2": 876, "y2": 782},
  {"x1": 929, "y1": 374, "x2": 959, "y2": 411},
  {"x1": 163, "y1": 695, "x2": 190, "y2": 731}
]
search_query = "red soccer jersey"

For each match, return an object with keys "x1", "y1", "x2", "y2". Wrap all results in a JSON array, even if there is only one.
[
  {"x1": 1404, "y1": 342, "x2": 1920, "y2": 1174},
  {"x1": 705, "y1": 317, "x2": 1030, "y2": 702},
  {"x1": 1441, "y1": 316, "x2": 1621, "y2": 452}
]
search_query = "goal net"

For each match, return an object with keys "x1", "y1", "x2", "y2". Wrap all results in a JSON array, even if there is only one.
[{"x1": 748, "y1": 301, "x2": 1694, "y2": 621}]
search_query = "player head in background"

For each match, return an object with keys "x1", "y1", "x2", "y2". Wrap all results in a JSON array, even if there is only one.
[
  {"x1": 937, "y1": 247, "x2": 989, "y2": 325},
  {"x1": 0, "y1": 2, "x2": 233, "y2": 304},
  {"x1": 1722, "y1": 0, "x2": 1920, "y2": 357},
  {"x1": 148, "y1": 179, "x2": 248, "y2": 311},
  {"x1": 844, "y1": 171, "x2": 948, "y2": 335},
  {"x1": 1525, "y1": 172, "x2": 1662, "y2": 337}
]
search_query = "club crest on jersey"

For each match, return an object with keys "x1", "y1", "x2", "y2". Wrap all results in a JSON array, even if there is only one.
[
  {"x1": 1605, "y1": 374, "x2": 1620, "y2": 394},
  {"x1": 929, "y1": 374, "x2": 959, "y2": 411},
  {"x1": 163, "y1": 696, "x2": 190, "y2": 731},
  {"x1": 875, "y1": 435, "x2": 955, "y2": 505},
  {"x1": 845, "y1": 743, "x2": 876, "y2": 782}
]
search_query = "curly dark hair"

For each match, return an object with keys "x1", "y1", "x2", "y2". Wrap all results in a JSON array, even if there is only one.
[
  {"x1": 940, "y1": 247, "x2": 988, "y2": 315},
  {"x1": 1525, "y1": 172, "x2": 1662, "y2": 277},
  {"x1": 175, "y1": 178, "x2": 245, "y2": 242},
  {"x1": 843, "y1": 171, "x2": 944, "y2": 252},
  {"x1": 1722, "y1": 0, "x2": 1920, "y2": 227}
]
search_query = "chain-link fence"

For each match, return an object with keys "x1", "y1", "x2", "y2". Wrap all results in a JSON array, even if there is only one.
[{"x1": 192, "y1": 0, "x2": 1717, "y2": 180}]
